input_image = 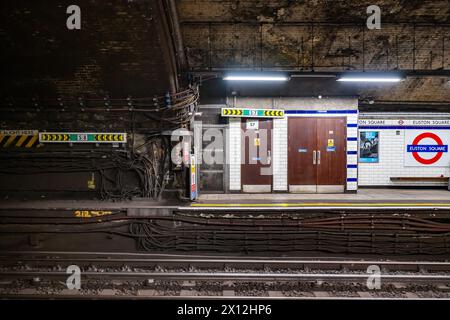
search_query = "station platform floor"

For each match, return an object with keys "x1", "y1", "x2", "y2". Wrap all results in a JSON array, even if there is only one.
[
  {"x1": 0, "y1": 188, "x2": 449, "y2": 211},
  {"x1": 189, "y1": 188, "x2": 450, "y2": 210}
]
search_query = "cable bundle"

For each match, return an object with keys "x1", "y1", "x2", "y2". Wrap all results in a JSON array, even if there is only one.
[
  {"x1": 0, "y1": 137, "x2": 172, "y2": 200},
  {"x1": 128, "y1": 214, "x2": 450, "y2": 255}
]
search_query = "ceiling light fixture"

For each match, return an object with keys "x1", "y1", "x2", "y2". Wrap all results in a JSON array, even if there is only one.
[
  {"x1": 290, "y1": 74, "x2": 337, "y2": 79},
  {"x1": 337, "y1": 73, "x2": 404, "y2": 83},
  {"x1": 223, "y1": 73, "x2": 289, "y2": 81},
  {"x1": 337, "y1": 77, "x2": 402, "y2": 82}
]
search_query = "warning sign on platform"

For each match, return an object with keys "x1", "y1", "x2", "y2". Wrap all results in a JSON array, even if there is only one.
[
  {"x1": 405, "y1": 130, "x2": 450, "y2": 167},
  {"x1": 0, "y1": 130, "x2": 40, "y2": 148},
  {"x1": 327, "y1": 139, "x2": 334, "y2": 147}
]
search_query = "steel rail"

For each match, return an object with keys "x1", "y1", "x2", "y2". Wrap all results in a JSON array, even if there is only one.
[
  {"x1": 1, "y1": 270, "x2": 450, "y2": 282},
  {"x1": 1, "y1": 257, "x2": 449, "y2": 267},
  {"x1": 0, "y1": 251, "x2": 448, "y2": 265},
  {"x1": 2, "y1": 294, "x2": 448, "y2": 300}
]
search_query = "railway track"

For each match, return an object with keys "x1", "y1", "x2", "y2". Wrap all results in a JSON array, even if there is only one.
[
  {"x1": 1, "y1": 210, "x2": 450, "y2": 299},
  {"x1": 2, "y1": 270, "x2": 450, "y2": 282},
  {"x1": 0, "y1": 250, "x2": 449, "y2": 269},
  {"x1": 0, "y1": 251, "x2": 449, "y2": 299}
]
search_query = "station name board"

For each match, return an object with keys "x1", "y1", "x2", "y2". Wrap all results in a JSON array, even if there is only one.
[{"x1": 359, "y1": 119, "x2": 450, "y2": 126}]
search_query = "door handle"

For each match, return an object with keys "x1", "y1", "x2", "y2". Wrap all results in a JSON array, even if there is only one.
[
  {"x1": 317, "y1": 150, "x2": 321, "y2": 165},
  {"x1": 267, "y1": 150, "x2": 271, "y2": 165},
  {"x1": 313, "y1": 150, "x2": 316, "y2": 165}
]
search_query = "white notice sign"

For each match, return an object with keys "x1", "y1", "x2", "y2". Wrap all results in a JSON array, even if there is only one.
[{"x1": 246, "y1": 120, "x2": 259, "y2": 130}]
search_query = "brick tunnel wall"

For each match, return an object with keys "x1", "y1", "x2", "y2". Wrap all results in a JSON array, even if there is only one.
[
  {"x1": 0, "y1": 0, "x2": 174, "y2": 99},
  {"x1": 0, "y1": 1, "x2": 186, "y2": 201}
]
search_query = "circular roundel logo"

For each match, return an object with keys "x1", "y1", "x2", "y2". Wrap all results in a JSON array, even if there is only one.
[{"x1": 411, "y1": 132, "x2": 444, "y2": 165}]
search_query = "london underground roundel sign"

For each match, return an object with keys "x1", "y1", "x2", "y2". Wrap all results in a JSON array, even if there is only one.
[{"x1": 406, "y1": 132, "x2": 448, "y2": 165}]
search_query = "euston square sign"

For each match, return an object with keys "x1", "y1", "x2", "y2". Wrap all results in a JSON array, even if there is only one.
[{"x1": 405, "y1": 131, "x2": 450, "y2": 167}]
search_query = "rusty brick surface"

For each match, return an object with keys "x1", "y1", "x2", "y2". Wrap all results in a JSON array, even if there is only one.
[
  {"x1": 178, "y1": 0, "x2": 450, "y2": 103},
  {"x1": 0, "y1": 0, "x2": 174, "y2": 99}
]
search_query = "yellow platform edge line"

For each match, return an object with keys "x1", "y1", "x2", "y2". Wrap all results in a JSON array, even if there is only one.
[{"x1": 191, "y1": 202, "x2": 450, "y2": 207}]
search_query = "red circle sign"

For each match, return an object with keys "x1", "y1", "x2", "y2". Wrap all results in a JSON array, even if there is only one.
[{"x1": 411, "y1": 132, "x2": 444, "y2": 165}]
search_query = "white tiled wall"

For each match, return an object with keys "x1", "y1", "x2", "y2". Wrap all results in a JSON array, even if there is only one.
[
  {"x1": 226, "y1": 97, "x2": 359, "y2": 192},
  {"x1": 347, "y1": 154, "x2": 358, "y2": 165},
  {"x1": 358, "y1": 128, "x2": 450, "y2": 186},
  {"x1": 273, "y1": 117, "x2": 288, "y2": 191},
  {"x1": 228, "y1": 117, "x2": 241, "y2": 190}
]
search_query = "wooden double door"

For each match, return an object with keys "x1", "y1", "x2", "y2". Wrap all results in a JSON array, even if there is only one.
[{"x1": 288, "y1": 117, "x2": 347, "y2": 193}]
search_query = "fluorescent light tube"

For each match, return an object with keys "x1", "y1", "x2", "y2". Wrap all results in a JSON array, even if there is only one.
[
  {"x1": 337, "y1": 76, "x2": 402, "y2": 83},
  {"x1": 223, "y1": 75, "x2": 289, "y2": 81}
]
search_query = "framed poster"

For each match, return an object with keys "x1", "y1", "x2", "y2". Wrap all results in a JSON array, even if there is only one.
[{"x1": 359, "y1": 131, "x2": 379, "y2": 163}]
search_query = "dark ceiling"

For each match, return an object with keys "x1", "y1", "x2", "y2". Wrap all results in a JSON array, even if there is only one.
[
  {"x1": 178, "y1": 0, "x2": 450, "y2": 105},
  {"x1": 0, "y1": 0, "x2": 449, "y2": 108},
  {"x1": 178, "y1": 0, "x2": 450, "y2": 24}
]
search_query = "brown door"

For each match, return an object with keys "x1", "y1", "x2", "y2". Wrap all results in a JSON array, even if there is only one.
[
  {"x1": 316, "y1": 118, "x2": 347, "y2": 192},
  {"x1": 241, "y1": 119, "x2": 272, "y2": 192},
  {"x1": 288, "y1": 117, "x2": 317, "y2": 193},
  {"x1": 288, "y1": 117, "x2": 347, "y2": 193}
]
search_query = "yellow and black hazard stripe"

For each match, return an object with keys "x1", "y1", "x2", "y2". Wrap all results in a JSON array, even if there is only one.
[
  {"x1": 94, "y1": 134, "x2": 125, "y2": 142},
  {"x1": 222, "y1": 108, "x2": 243, "y2": 116},
  {"x1": 40, "y1": 133, "x2": 70, "y2": 142},
  {"x1": 263, "y1": 110, "x2": 284, "y2": 117},
  {"x1": 0, "y1": 133, "x2": 40, "y2": 148}
]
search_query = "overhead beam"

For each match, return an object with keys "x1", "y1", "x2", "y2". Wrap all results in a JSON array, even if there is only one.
[
  {"x1": 181, "y1": 22, "x2": 450, "y2": 72},
  {"x1": 152, "y1": 0, "x2": 181, "y2": 92}
]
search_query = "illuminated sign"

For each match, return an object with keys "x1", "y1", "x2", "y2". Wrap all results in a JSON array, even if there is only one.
[
  {"x1": 39, "y1": 133, "x2": 127, "y2": 143},
  {"x1": 221, "y1": 108, "x2": 284, "y2": 118}
]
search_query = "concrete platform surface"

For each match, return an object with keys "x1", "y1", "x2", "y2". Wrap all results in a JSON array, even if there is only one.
[
  {"x1": 197, "y1": 188, "x2": 450, "y2": 203},
  {"x1": 189, "y1": 188, "x2": 450, "y2": 209},
  {"x1": 0, "y1": 188, "x2": 449, "y2": 210}
]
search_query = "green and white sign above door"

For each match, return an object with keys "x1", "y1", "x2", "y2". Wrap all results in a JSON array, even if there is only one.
[
  {"x1": 221, "y1": 108, "x2": 284, "y2": 118},
  {"x1": 39, "y1": 132, "x2": 127, "y2": 144}
]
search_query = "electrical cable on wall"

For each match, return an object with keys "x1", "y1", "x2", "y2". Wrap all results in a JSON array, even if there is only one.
[{"x1": 0, "y1": 86, "x2": 199, "y2": 200}]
